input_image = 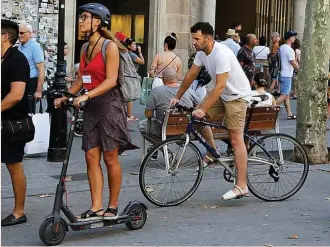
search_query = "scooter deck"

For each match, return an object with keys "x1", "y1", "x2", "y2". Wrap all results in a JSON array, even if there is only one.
[{"x1": 67, "y1": 213, "x2": 141, "y2": 231}]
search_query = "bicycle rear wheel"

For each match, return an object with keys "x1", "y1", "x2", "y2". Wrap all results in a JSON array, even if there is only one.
[
  {"x1": 139, "y1": 136, "x2": 203, "y2": 207},
  {"x1": 247, "y1": 133, "x2": 309, "y2": 201}
]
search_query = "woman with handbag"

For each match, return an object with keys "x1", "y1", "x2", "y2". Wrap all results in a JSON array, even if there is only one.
[
  {"x1": 54, "y1": 3, "x2": 138, "y2": 221},
  {"x1": 149, "y1": 32, "x2": 183, "y2": 88},
  {"x1": 1, "y1": 20, "x2": 34, "y2": 226}
]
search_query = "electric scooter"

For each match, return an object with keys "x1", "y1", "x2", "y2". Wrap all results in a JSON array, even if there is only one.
[{"x1": 39, "y1": 91, "x2": 148, "y2": 246}]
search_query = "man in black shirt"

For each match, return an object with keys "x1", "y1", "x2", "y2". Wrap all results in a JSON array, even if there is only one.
[
  {"x1": 237, "y1": 34, "x2": 258, "y2": 86},
  {"x1": 1, "y1": 19, "x2": 30, "y2": 226}
]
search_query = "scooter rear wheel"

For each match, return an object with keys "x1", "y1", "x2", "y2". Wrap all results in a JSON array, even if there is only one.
[
  {"x1": 125, "y1": 204, "x2": 147, "y2": 230},
  {"x1": 39, "y1": 217, "x2": 67, "y2": 246}
]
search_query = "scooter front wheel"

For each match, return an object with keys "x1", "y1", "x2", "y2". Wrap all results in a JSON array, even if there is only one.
[
  {"x1": 39, "y1": 217, "x2": 67, "y2": 246},
  {"x1": 74, "y1": 119, "x2": 83, "y2": 137},
  {"x1": 125, "y1": 204, "x2": 147, "y2": 230}
]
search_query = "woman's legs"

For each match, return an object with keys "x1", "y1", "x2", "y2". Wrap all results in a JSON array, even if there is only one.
[
  {"x1": 127, "y1": 101, "x2": 138, "y2": 121},
  {"x1": 103, "y1": 147, "x2": 122, "y2": 216},
  {"x1": 85, "y1": 146, "x2": 104, "y2": 213}
]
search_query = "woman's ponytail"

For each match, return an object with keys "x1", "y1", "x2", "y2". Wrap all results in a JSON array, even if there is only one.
[{"x1": 99, "y1": 27, "x2": 127, "y2": 53}]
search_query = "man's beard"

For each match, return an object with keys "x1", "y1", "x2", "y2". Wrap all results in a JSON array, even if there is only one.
[{"x1": 194, "y1": 43, "x2": 207, "y2": 52}]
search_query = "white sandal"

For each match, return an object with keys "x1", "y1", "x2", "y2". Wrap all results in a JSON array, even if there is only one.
[{"x1": 222, "y1": 185, "x2": 250, "y2": 200}]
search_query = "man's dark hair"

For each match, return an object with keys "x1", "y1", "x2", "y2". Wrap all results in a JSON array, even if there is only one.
[
  {"x1": 190, "y1": 22, "x2": 214, "y2": 36},
  {"x1": 232, "y1": 22, "x2": 241, "y2": 29},
  {"x1": 1, "y1": 20, "x2": 19, "y2": 45},
  {"x1": 259, "y1": 36, "x2": 267, "y2": 46}
]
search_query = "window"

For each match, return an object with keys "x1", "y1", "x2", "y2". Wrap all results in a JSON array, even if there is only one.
[
  {"x1": 134, "y1": 15, "x2": 144, "y2": 43},
  {"x1": 111, "y1": 14, "x2": 132, "y2": 38},
  {"x1": 77, "y1": 14, "x2": 145, "y2": 43}
]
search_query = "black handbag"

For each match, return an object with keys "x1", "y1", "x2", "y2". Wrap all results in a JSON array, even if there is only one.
[{"x1": 2, "y1": 116, "x2": 35, "y2": 143}]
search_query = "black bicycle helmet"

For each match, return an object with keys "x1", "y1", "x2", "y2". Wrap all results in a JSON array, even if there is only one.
[{"x1": 78, "y1": 3, "x2": 111, "y2": 27}]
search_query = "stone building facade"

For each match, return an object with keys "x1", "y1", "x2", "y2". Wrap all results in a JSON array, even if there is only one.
[{"x1": 2, "y1": 0, "x2": 307, "y2": 76}]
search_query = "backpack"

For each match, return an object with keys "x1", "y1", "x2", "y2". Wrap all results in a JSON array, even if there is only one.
[
  {"x1": 82, "y1": 39, "x2": 141, "y2": 102},
  {"x1": 268, "y1": 48, "x2": 281, "y2": 78}
]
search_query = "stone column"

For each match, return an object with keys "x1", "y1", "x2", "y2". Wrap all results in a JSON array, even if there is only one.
[
  {"x1": 201, "y1": 0, "x2": 216, "y2": 28},
  {"x1": 148, "y1": 0, "x2": 192, "y2": 74},
  {"x1": 293, "y1": 0, "x2": 307, "y2": 40},
  {"x1": 64, "y1": 0, "x2": 76, "y2": 74}
]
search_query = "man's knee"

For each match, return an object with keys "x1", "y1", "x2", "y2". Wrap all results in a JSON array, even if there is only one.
[{"x1": 228, "y1": 130, "x2": 244, "y2": 147}]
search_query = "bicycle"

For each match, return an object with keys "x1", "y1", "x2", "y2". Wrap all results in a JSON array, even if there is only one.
[{"x1": 139, "y1": 95, "x2": 309, "y2": 207}]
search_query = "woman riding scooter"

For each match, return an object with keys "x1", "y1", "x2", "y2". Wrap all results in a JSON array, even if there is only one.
[{"x1": 54, "y1": 3, "x2": 137, "y2": 220}]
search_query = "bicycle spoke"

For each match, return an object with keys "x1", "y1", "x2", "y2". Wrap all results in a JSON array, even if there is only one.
[
  {"x1": 140, "y1": 138, "x2": 203, "y2": 206},
  {"x1": 247, "y1": 134, "x2": 309, "y2": 201}
]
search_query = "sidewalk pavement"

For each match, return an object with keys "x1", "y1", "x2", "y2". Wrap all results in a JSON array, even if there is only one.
[
  {"x1": 1, "y1": 100, "x2": 330, "y2": 246},
  {"x1": 1, "y1": 100, "x2": 330, "y2": 199}
]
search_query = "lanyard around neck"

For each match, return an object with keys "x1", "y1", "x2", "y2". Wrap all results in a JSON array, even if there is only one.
[{"x1": 85, "y1": 35, "x2": 102, "y2": 67}]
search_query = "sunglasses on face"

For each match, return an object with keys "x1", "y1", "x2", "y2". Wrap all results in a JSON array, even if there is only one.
[{"x1": 19, "y1": 31, "x2": 29, "y2": 35}]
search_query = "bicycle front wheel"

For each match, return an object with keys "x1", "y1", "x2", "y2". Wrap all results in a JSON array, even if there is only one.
[
  {"x1": 139, "y1": 137, "x2": 203, "y2": 207},
  {"x1": 247, "y1": 133, "x2": 309, "y2": 201}
]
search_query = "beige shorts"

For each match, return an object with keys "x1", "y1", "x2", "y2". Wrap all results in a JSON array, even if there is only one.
[{"x1": 205, "y1": 98, "x2": 248, "y2": 130}]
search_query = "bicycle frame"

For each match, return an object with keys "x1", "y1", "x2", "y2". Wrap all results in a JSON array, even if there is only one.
[{"x1": 162, "y1": 108, "x2": 280, "y2": 177}]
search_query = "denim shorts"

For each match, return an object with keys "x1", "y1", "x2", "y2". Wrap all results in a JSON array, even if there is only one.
[{"x1": 279, "y1": 76, "x2": 292, "y2": 95}]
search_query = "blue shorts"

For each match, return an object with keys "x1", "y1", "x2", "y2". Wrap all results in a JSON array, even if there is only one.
[{"x1": 279, "y1": 76, "x2": 292, "y2": 95}]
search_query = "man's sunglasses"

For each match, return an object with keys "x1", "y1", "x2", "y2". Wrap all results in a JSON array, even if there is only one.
[{"x1": 19, "y1": 31, "x2": 29, "y2": 35}]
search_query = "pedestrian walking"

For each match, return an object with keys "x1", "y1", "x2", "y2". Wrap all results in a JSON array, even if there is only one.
[
  {"x1": 1, "y1": 19, "x2": 32, "y2": 227},
  {"x1": 291, "y1": 38, "x2": 301, "y2": 99},
  {"x1": 54, "y1": 3, "x2": 138, "y2": 220},
  {"x1": 220, "y1": 29, "x2": 241, "y2": 56},
  {"x1": 125, "y1": 38, "x2": 145, "y2": 121},
  {"x1": 237, "y1": 34, "x2": 258, "y2": 86},
  {"x1": 253, "y1": 36, "x2": 270, "y2": 74},
  {"x1": 276, "y1": 31, "x2": 299, "y2": 120},
  {"x1": 268, "y1": 32, "x2": 281, "y2": 95},
  {"x1": 18, "y1": 23, "x2": 45, "y2": 114}
]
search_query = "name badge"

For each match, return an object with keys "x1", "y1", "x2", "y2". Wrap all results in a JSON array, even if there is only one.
[{"x1": 82, "y1": 75, "x2": 92, "y2": 84}]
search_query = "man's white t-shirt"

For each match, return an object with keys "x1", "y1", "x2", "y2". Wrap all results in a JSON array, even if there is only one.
[
  {"x1": 194, "y1": 42, "x2": 251, "y2": 101},
  {"x1": 279, "y1": 44, "x2": 295, "y2": 77}
]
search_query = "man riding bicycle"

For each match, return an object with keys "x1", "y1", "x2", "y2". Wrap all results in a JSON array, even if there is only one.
[{"x1": 170, "y1": 22, "x2": 252, "y2": 200}]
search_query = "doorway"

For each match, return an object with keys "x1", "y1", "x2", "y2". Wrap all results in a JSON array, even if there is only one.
[{"x1": 75, "y1": 0, "x2": 150, "y2": 76}]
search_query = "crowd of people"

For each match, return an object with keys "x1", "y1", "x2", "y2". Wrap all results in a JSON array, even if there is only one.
[{"x1": 1, "y1": 3, "x2": 330, "y2": 228}]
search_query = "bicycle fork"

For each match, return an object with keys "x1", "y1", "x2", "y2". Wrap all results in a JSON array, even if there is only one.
[{"x1": 164, "y1": 134, "x2": 190, "y2": 172}]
